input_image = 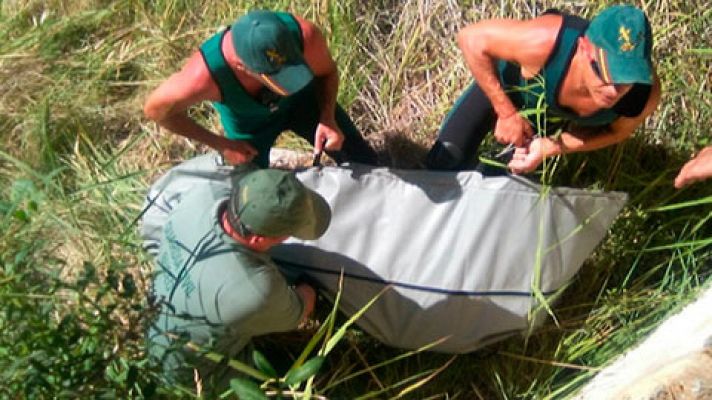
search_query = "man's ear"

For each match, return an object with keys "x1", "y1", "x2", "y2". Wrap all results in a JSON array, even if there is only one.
[
  {"x1": 247, "y1": 234, "x2": 266, "y2": 247},
  {"x1": 578, "y1": 36, "x2": 594, "y2": 57}
]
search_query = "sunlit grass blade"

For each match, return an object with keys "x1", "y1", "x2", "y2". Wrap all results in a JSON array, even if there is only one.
[
  {"x1": 322, "y1": 284, "x2": 390, "y2": 356},
  {"x1": 649, "y1": 196, "x2": 712, "y2": 212},
  {"x1": 391, "y1": 355, "x2": 457, "y2": 399},
  {"x1": 322, "y1": 336, "x2": 451, "y2": 391}
]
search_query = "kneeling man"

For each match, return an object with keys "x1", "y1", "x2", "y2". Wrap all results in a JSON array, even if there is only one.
[{"x1": 148, "y1": 167, "x2": 330, "y2": 384}]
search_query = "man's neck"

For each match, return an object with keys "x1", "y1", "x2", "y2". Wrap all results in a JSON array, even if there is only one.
[
  {"x1": 220, "y1": 210, "x2": 283, "y2": 253},
  {"x1": 221, "y1": 210, "x2": 253, "y2": 247},
  {"x1": 562, "y1": 51, "x2": 589, "y2": 97}
]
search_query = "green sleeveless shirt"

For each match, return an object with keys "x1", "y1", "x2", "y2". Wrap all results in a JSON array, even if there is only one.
[
  {"x1": 497, "y1": 13, "x2": 650, "y2": 131},
  {"x1": 199, "y1": 12, "x2": 309, "y2": 138}
]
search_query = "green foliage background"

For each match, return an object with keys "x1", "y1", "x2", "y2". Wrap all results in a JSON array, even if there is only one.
[{"x1": 0, "y1": 0, "x2": 710, "y2": 398}]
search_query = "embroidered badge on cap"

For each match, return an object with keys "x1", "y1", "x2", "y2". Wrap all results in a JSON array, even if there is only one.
[
  {"x1": 265, "y1": 49, "x2": 286, "y2": 66},
  {"x1": 618, "y1": 26, "x2": 636, "y2": 52}
]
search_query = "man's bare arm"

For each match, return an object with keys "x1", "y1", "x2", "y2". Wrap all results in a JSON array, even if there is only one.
[
  {"x1": 143, "y1": 52, "x2": 257, "y2": 163},
  {"x1": 543, "y1": 72, "x2": 661, "y2": 156},
  {"x1": 457, "y1": 15, "x2": 559, "y2": 146},
  {"x1": 294, "y1": 16, "x2": 345, "y2": 153},
  {"x1": 296, "y1": 17, "x2": 338, "y2": 123},
  {"x1": 509, "y1": 72, "x2": 661, "y2": 174}
]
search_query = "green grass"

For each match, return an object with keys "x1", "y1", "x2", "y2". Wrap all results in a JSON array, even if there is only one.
[{"x1": 1, "y1": 0, "x2": 711, "y2": 398}]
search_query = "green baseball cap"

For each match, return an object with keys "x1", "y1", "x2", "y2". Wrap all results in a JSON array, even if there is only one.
[
  {"x1": 587, "y1": 5, "x2": 653, "y2": 85},
  {"x1": 232, "y1": 10, "x2": 314, "y2": 96},
  {"x1": 227, "y1": 169, "x2": 331, "y2": 240}
]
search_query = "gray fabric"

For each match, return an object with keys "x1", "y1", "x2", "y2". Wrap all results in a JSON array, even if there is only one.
[
  {"x1": 141, "y1": 154, "x2": 235, "y2": 256},
  {"x1": 149, "y1": 184, "x2": 303, "y2": 379},
  {"x1": 141, "y1": 153, "x2": 627, "y2": 353}
]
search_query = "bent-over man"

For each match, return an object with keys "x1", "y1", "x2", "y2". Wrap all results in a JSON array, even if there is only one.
[
  {"x1": 426, "y1": 5, "x2": 661, "y2": 173},
  {"x1": 148, "y1": 167, "x2": 330, "y2": 385},
  {"x1": 144, "y1": 10, "x2": 377, "y2": 167}
]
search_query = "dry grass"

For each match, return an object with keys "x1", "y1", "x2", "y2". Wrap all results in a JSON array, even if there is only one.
[{"x1": 1, "y1": 0, "x2": 711, "y2": 398}]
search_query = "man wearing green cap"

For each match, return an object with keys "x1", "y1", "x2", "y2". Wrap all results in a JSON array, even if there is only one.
[
  {"x1": 148, "y1": 167, "x2": 331, "y2": 384},
  {"x1": 426, "y1": 4, "x2": 661, "y2": 173},
  {"x1": 144, "y1": 10, "x2": 377, "y2": 168}
]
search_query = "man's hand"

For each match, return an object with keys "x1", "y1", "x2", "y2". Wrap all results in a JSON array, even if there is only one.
[
  {"x1": 494, "y1": 112, "x2": 534, "y2": 147},
  {"x1": 294, "y1": 283, "x2": 316, "y2": 324},
  {"x1": 674, "y1": 146, "x2": 712, "y2": 189},
  {"x1": 222, "y1": 140, "x2": 258, "y2": 165},
  {"x1": 313, "y1": 121, "x2": 345, "y2": 155},
  {"x1": 508, "y1": 137, "x2": 544, "y2": 174}
]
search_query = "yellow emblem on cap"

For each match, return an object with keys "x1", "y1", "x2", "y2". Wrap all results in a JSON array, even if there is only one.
[
  {"x1": 265, "y1": 49, "x2": 286, "y2": 66},
  {"x1": 618, "y1": 26, "x2": 635, "y2": 52}
]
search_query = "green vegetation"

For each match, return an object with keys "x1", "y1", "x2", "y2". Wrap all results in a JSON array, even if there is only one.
[{"x1": 1, "y1": 0, "x2": 710, "y2": 398}]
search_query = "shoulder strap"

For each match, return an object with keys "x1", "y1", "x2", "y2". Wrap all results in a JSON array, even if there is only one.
[
  {"x1": 543, "y1": 14, "x2": 588, "y2": 106},
  {"x1": 199, "y1": 29, "x2": 245, "y2": 103}
]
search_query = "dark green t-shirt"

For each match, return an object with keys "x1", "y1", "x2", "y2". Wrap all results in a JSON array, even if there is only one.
[{"x1": 149, "y1": 183, "x2": 303, "y2": 379}]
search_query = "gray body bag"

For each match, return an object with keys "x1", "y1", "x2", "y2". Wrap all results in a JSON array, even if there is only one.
[{"x1": 140, "y1": 153, "x2": 627, "y2": 353}]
